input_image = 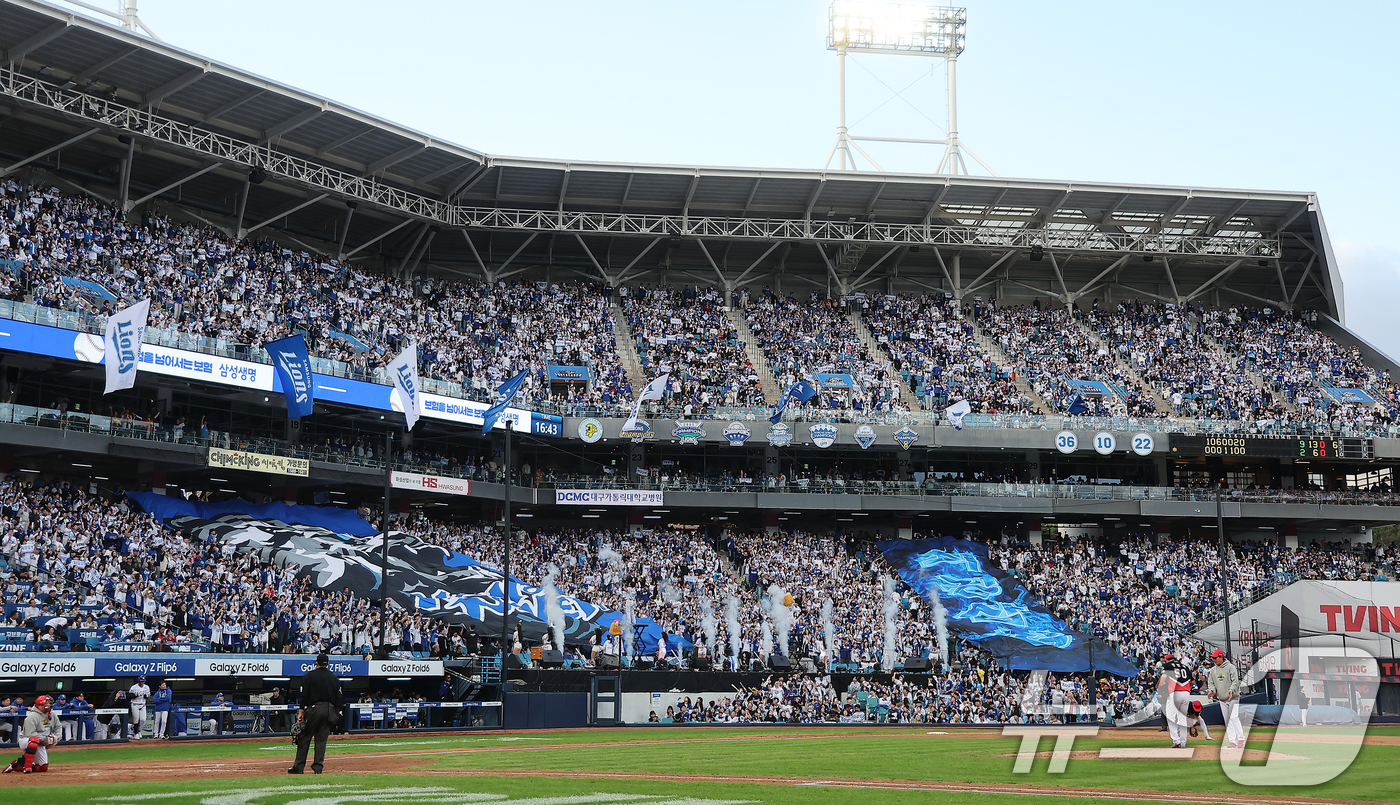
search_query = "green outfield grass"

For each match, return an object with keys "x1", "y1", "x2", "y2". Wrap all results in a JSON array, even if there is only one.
[
  {"x1": 14, "y1": 726, "x2": 1400, "y2": 804},
  {"x1": 18, "y1": 773, "x2": 1136, "y2": 805}
]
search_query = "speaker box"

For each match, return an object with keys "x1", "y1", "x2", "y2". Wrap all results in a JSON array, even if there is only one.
[
  {"x1": 768, "y1": 655, "x2": 792, "y2": 671},
  {"x1": 539, "y1": 650, "x2": 564, "y2": 668},
  {"x1": 597, "y1": 653, "x2": 620, "y2": 670},
  {"x1": 903, "y1": 658, "x2": 932, "y2": 672}
]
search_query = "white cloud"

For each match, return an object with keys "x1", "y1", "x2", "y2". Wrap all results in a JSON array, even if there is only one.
[{"x1": 1336, "y1": 239, "x2": 1400, "y2": 361}]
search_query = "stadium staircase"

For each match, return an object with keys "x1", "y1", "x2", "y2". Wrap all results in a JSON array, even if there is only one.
[
  {"x1": 609, "y1": 302, "x2": 647, "y2": 391},
  {"x1": 1200, "y1": 327, "x2": 1299, "y2": 414},
  {"x1": 846, "y1": 311, "x2": 914, "y2": 408},
  {"x1": 964, "y1": 310, "x2": 1052, "y2": 411},
  {"x1": 1071, "y1": 316, "x2": 1159, "y2": 405},
  {"x1": 726, "y1": 306, "x2": 781, "y2": 404}
]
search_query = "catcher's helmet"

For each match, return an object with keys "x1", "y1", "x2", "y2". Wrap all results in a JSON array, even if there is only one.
[{"x1": 32, "y1": 695, "x2": 52, "y2": 712}]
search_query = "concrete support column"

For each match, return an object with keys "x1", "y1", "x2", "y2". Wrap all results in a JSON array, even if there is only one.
[
  {"x1": 1024, "y1": 450, "x2": 1043, "y2": 482},
  {"x1": 628, "y1": 442, "x2": 647, "y2": 482}
]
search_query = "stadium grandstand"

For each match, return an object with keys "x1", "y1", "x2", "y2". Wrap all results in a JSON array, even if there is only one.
[{"x1": 0, "y1": 0, "x2": 1396, "y2": 744}]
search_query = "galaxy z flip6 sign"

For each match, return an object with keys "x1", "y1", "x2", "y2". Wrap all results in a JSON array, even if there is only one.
[{"x1": 127, "y1": 493, "x2": 605, "y2": 644}]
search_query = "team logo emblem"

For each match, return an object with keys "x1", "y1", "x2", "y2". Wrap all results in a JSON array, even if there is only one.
[
  {"x1": 723, "y1": 421, "x2": 751, "y2": 446},
  {"x1": 578, "y1": 418, "x2": 603, "y2": 443},
  {"x1": 620, "y1": 420, "x2": 652, "y2": 442},
  {"x1": 854, "y1": 425, "x2": 877, "y2": 449},
  {"x1": 809, "y1": 423, "x2": 838, "y2": 448},
  {"x1": 893, "y1": 426, "x2": 919, "y2": 450},
  {"x1": 672, "y1": 422, "x2": 706, "y2": 445},
  {"x1": 767, "y1": 422, "x2": 793, "y2": 447}
]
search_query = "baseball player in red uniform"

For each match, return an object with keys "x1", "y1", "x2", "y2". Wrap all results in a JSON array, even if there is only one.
[{"x1": 2, "y1": 695, "x2": 57, "y2": 773}]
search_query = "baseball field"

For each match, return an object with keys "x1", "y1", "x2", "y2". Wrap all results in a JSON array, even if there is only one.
[{"x1": 1, "y1": 725, "x2": 1397, "y2": 805}]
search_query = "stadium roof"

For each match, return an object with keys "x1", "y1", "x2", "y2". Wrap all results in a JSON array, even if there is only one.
[{"x1": 0, "y1": 0, "x2": 1345, "y2": 321}]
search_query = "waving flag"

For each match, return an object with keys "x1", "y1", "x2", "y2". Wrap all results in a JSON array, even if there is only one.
[
  {"x1": 103, "y1": 298, "x2": 150, "y2": 394},
  {"x1": 623, "y1": 373, "x2": 670, "y2": 434},
  {"x1": 945, "y1": 399, "x2": 972, "y2": 430},
  {"x1": 388, "y1": 342, "x2": 421, "y2": 430},
  {"x1": 266, "y1": 334, "x2": 315, "y2": 419},
  {"x1": 1067, "y1": 394, "x2": 1090, "y2": 415},
  {"x1": 769, "y1": 379, "x2": 818, "y2": 425},
  {"x1": 482, "y1": 369, "x2": 529, "y2": 434}
]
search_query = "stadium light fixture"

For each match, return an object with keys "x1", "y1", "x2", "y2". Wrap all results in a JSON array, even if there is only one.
[{"x1": 825, "y1": 2, "x2": 993, "y2": 175}]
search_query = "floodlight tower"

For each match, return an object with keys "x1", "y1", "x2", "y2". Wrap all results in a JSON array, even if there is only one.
[
  {"x1": 56, "y1": 0, "x2": 161, "y2": 39},
  {"x1": 826, "y1": 1, "x2": 994, "y2": 175}
]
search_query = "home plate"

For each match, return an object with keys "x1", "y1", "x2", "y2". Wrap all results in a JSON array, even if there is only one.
[{"x1": 1099, "y1": 747, "x2": 1196, "y2": 760}]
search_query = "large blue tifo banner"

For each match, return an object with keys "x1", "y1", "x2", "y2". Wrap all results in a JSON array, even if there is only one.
[
  {"x1": 127, "y1": 494, "x2": 633, "y2": 648},
  {"x1": 879, "y1": 538, "x2": 1139, "y2": 676}
]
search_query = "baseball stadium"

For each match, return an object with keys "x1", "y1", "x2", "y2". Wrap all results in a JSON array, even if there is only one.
[{"x1": 0, "y1": 1, "x2": 1398, "y2": 803}]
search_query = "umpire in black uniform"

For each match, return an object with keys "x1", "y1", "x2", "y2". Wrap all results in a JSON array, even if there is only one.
[{"x1": 289, "y1": 653, "x2": 343, "y2": 774}]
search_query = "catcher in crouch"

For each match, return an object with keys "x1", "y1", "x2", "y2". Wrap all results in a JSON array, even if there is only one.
[{"x1": 2, "y1": 694, "x2": 57, "y2": 773}]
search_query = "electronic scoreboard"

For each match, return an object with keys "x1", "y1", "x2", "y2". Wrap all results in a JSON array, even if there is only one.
[{"x1": 1170, "y1": 435, "x2": 1373, "y2": 459}]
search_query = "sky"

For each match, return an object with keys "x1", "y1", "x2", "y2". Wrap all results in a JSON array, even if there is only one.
[{"x1": 81, "y1": 0, "x2": 1400, "y2": 356}]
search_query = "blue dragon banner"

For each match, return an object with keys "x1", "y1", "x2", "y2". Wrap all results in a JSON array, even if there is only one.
[{"x1": 879, "y1": 537, "x2": 1139, "y2": 676}]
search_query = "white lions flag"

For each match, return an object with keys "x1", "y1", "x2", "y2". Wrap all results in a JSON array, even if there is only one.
[
  {"x1": 945, "y1": 398, "x2": 972, "y2": 431},
  {"x1": 622, "y1": 373, "x2": 670, "y2": 435},
  {"x1": 388, "y1": 342, "x2": 421, "y2": 430},
  {"x1": 103, "y1": 298, "x2": 150, "y2": 394}
]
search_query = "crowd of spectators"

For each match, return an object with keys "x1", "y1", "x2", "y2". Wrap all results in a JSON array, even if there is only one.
[
  {"x1": 0, "y1": 469, "x2": 1389, "y2": 725},
  {"x1": 745, "y1": 290, "x2": 905, "y2": 415},
  {"x1": 859, "y1": 293, "x2": 1040, "y2": 414},
  {"x1": 622, "y1": 285, "x2": 766, "y2": 408},
  {"x1": 1087, "y1": 301, "x2": 1283, "y2": 422},
  {"x1": 979, "y1": 299, "x2": 1159, "y2": 417},
  {"x1": 1205, "y1": 306, "x2": 1400, "y2": 428},
  {"x1": 0, "y1": 179, "x2": 629, "y2": 410},
  {"x1": 7, "y1": 181, "x2": 1400, "y2": 433}
]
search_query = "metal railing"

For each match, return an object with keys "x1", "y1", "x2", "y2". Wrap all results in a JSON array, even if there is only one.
[
  {"x1": 6, "y1": 405, "x2": 1400, "y2": 507},
  {"x1": 539, "y1": 473, "x2": 1400, "y2": 506}
]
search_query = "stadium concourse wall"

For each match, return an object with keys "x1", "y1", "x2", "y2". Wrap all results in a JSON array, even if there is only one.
[
  {"x1": 3, "y1": 420, "x2": 1400, "y2": 528},
  {"x1": 0, "y1": 653, "x2": 508, "y2": 739}
]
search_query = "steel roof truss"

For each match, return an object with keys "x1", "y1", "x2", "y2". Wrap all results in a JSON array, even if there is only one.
[
  {"x1": 731, "y1": 241, "x2": 784, "y2": 287},
  {"x1": 69, "y1": 45, "x2": 137, "y2": 86},
  {"x1": 342, "y1": 217, "x2": 414, "y2": 259},
  {"x1": 849, "y1": 244, "x2": 902, "y2": 290},
  {"x1": 240, "y1": 192, "x2": 328, "y2": 238},
  {"x1": 126, "y1": 161, "x2": 219, "y2": 210},
  {"x1": 694, "y1": 238, "x2": 728, "y2": 288},
  {"x1": 203, "y1": 87, "x2": 264, "y2": 123},
  {"x1": 1184, "y1": 258, "x2": 1246, "y2": 303},
  {"x1": 1289, "y1": 255, "x2": 1317, "y2": 305},
  {"x1": 261, "y1": 106, "x2": 325, "y2": 143},
  {"x1": 614, "y1": 235, "x2": 664, "y2": 285},
  {"x1": 4, "y1": 20, "x2": 69, "y2": 65},
  {"x1": 573, "y1": 232, "x2": 607, "y2": 282},
  {"x1": 1162, "y1": 255, "x2": 1180, "y2": 302},
  {"x1": 0, "y1": 124, "x2": 96, "y2": 176},
  {"x1": 143, "y1": 66, "x2": 207, "y2": 109}
]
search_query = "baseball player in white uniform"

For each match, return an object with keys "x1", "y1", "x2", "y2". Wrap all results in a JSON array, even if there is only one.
[
  {"x1": 1158, "y1": 652, "x2": 1193, "y2": 748},
  {"x1": 1207, "y1": 648, "x2": 1245, "y2": 748},
  {"x1": 128, "y1": 676, "x2": 151, "y2": 740}
]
